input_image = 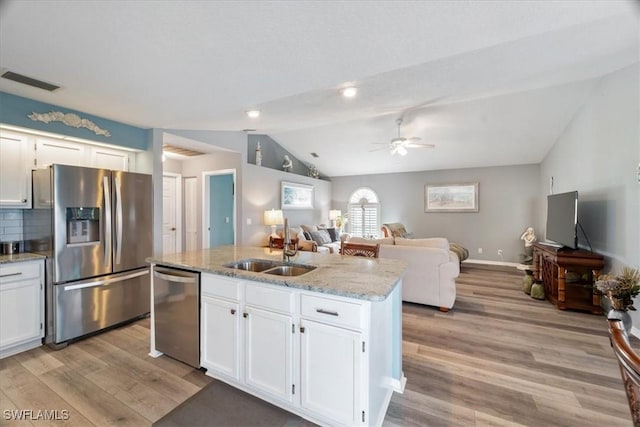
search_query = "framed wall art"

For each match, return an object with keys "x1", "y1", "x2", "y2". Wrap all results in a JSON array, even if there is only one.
[
  {"x1": 425, "y1": 182, "x2": 479, "y2": 212},
  {"x1": 281, "y1": 181, "x2": 314, "y2": 210}
]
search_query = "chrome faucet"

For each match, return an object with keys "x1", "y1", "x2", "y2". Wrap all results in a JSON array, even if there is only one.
[{"x1": 282, "y1": 218, "x2": 298, "y2": 263}]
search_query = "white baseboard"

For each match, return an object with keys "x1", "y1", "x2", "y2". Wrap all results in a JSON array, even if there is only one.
[{"x1": 463, "y1": 258, "x2": 520, "y2": 268}]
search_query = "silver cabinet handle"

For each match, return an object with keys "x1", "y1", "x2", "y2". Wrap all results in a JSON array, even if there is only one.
[
  {"x1": 64, "y1": 269, "x2": 148, "y2": 291},
  {"x1": 316, "y1": 308, "x2": 339, "y2": 316},
  {"x1": 114, "y1": 176, "x2": 123, "y2": 265}
]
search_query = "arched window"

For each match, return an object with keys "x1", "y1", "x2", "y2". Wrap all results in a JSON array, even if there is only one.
[{"x1": 347, "y1": 188, "x2": 380, "y2": 238}]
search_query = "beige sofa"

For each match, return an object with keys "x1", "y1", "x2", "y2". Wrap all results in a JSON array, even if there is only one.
[{"x1": 348, "y1": 236, "x2": 460, "y2": 311}]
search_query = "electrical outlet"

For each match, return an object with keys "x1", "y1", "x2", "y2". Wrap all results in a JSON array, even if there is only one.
[
  {"x1": 498, "y1": 249, "x2": 503, "y2": 257},
  {"x1": 478, "y1": 248, "x2": 483, "y2": 254}
]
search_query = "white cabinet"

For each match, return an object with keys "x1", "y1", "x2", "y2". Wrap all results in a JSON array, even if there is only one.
[
  {"x1": 0, "y1": 131, "x2": 33, "y2": 208},
  {"x1": 300, "y1": 319, "x2": 362, "y2": 425},
  {"x1": 35, "y1": 137, "x2": 85, "y2": 168},
  {"x1": 201, "y1": 295, "x2": 240, "y2": 380},
  {"x1": 90, "y1": 145, "x2": 130, "y2": 171},
  {"x1": 244, "y1": 306, "x2": 294, "y2": 403},
  {"x1": 35, "y1": 137, "x2": 131, "y2": 171},
  {"x1": 0, "y1": 260, "x2": 44, "y2": 358},
  {"x1": 198, "y1": 273, "x2": 400, "y2": 427}
]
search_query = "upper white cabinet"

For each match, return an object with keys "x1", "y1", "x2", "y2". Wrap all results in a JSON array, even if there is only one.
[
  {"x1": 35, "y1": 137, "x2": 131, "y2": 171},
  {"x1": 0, "y1": 259, "x2": 44, "y2": 358},
  {"x1": 35, "y1": 138, "x2": 85, "y2": 168},
  {"x1": 0, "y1": 131, "x2": 33, "y2": 208},
  {"x1": 90, "y1": 145, "x2": 130, "y2": 171}
]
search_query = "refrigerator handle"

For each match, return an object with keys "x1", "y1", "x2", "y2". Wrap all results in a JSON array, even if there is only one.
[
  {"x1": 114, "y1": 176, "x2": 123, "y2": 265},
  {"x1": 103, "y1": 176, "x2": 112, "y2": 267}
]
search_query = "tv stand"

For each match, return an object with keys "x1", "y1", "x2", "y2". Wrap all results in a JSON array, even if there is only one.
[{"x1": 533, "y1": 242, "x2": 604, "y2": 314}]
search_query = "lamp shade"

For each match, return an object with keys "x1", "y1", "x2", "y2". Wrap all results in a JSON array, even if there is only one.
[
  {"x1": 329, "y1": 210, "x2": 341, "y2": 221},
  {"x1": 263, "y1": 209, "x2": 284, "y2": 226}
]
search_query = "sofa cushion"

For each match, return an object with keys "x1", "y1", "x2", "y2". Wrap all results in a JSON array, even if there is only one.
[
  {"x1": 395, "y1": 237, "x2": 449, "y2": 251},
  {"x1": 300, "y1": 224, "x2": 318, "y2": 233},
  {"x1": 348, "y1": 236, "x2": 394, "y2": 246},
  {"x1": 309, "y1": 230, "x2": 332, "y2": 246}
]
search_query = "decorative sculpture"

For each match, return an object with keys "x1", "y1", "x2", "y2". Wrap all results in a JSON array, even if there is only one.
[
  {"x1": 255, "y1": 141, "x2": 262, "y2": 166},
  {"x1": 282, "y1": 155, "x2": 293, "y2": 172},
  {"x1": 520, "y1": 227, "x2": 536, "y2": 264},
  {"x1": 28, "y1": 111, "x2": 111, "y2": 137}
]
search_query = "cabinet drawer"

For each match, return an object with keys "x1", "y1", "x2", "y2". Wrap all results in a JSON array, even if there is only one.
[
  {"x1": 301, "y1": 294, "x2": 364, "y2": 330},
  {"x1": 0, "y1": 261, "x2": 41, "y2": 283},
  {"x1": 245, "y1": 283, "x2": 293, "y2": 313},
  {"x1": 201, "y1": 274, "x2": 240, "y2": 301}
]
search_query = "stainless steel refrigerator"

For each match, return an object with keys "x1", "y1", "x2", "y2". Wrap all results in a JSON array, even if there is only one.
[{"x1": 26, "y1": 164, "x2": 152, "y2": 347}]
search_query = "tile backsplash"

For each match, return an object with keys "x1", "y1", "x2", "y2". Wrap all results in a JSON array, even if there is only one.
[{"x1": 0, "y1": 209, "x2": 24, "y2": 242}]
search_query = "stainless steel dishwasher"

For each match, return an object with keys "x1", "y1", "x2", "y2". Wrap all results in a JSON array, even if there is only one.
[{"x1": 153, "y1": 265, "x2": 200, "y2": 368}]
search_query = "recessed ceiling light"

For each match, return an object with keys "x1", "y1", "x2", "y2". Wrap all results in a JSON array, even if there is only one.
[
  {"x1": 341, "y1": 87, "x2": 357, "y2": 98},
  {"x1": 246, "y1": 110, "x2": 260, "y2": 118}
]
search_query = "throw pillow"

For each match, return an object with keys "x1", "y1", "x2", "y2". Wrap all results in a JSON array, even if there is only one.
[
  {"x1": 300, "y1": 224, "x2": 318, "y2": 233},
  {"x1": 303, "y1": 231, "x2": 312, "y2": 240},
  {"x1": 309, "y1": 230, "x2": 332, "y2": 246},
  {"x1": 326, "y1": 227, "x2": 339, "y2": 242}
]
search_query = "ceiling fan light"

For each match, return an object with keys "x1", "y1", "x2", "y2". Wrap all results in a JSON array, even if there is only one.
[
  {"x1": 341, "y1": 87, "x2": 357, "y2": 98},
  {"x1": 397, "y1": 146, "x2": 408, "y2": 156},
  {"x1": 246, "y1": 110, "x2": 260, "y2": 118}
]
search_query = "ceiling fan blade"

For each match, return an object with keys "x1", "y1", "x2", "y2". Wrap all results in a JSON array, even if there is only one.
[
  {"x1": 406, "y1": 143, "x2": 436, "y2": 148},
  {"x1": 369, "y1": 146, "x2": 390, "y2": 152},
  {"x1": 406, "y1": 136, "x2": 422, "y2": 142}
]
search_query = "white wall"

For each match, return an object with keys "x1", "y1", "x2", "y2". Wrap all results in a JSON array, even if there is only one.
[
  {"x1": 331, "y1": 164, "x2": 541, "y2": 263},
  {"x1": 540, "y1": 64, "x2": 639, "y2": 272}
]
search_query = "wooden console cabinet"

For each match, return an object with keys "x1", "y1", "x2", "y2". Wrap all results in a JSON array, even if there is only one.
[{"x1": 533, "y1": 243, "x2": 604, "y2": 314}]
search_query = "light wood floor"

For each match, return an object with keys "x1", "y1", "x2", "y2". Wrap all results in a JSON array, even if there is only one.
[{"x1": 0, "y1": 267, "x2": 633, "y2": 426}]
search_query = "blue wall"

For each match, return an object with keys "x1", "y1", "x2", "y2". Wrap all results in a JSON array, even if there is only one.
[{"x1": 0, "y1": 92, "x2": 149, "y2": 150}]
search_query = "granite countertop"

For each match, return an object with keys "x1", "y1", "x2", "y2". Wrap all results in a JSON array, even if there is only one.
[
  {"x1": 147, "y1": 246, "x2": 407, "y2": 301},
  {"x1": 0, "y1": 252, "x2": 47, "y2": 265}
]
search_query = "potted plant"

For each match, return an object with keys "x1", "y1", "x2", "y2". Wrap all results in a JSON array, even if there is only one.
[{"x1": 595, "y1": 267, "x2": 640, "y2": 334}]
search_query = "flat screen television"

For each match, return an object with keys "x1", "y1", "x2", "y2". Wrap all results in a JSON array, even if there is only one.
[{"x1": 545, "y1": 191, "x2": 578, "y2": 249}]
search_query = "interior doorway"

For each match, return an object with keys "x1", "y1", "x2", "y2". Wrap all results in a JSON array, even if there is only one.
[
  {"x1": 202, "y1": 169, "x2": 236, "y2": 248},
  {"x1": 162, "y1": 173, "x2": 182, "y2": 255}
]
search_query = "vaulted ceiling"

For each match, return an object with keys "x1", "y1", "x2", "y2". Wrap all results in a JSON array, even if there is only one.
[{"x1": 1, "y1": 1, "x2": 637, "y2": 176}]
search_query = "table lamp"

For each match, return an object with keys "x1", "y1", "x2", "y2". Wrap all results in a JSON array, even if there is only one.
[
  {"x1": 329, "y1": 209, "x2": 341, "y2": 228},
  {"x1": 263, "y1": 209, "x2": 284, "y2": 239}
]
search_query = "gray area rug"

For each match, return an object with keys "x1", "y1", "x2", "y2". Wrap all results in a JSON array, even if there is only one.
[{"x1": 154, "y1": 380, "x2": 318, "y2": 427}]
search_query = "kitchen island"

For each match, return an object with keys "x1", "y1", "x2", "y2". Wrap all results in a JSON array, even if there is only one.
[{"x1": 147, "y1": 246, "x2": 406, "y2": 427}]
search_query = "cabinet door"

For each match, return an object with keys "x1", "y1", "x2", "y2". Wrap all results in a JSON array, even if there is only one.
[
  {"x1": 35, "y1": 138, "x2": 85, "y2": 168},
  {"x1": 0, "y1": 263, "x2": 43, "y2": 350},
  {"x1": 244, "y1": 306, "x2": 293, "y2": 403},
  {"x1": 0, "y1": 131, "x2": 32, "y2": 207},
  {"x1": 90, "y1": 146, "x2": 130, "y2": 171},
  {"x1": 300, "y1": 319, "x2": 363, "y2": 425},
  {"x1": 201, "y1": 296, "x2": 240, "y2": 380}
]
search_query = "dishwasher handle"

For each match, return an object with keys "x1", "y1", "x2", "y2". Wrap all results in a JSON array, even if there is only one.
[{"x1": 153, "y1": 269, "x2": 198, "y2": 284}]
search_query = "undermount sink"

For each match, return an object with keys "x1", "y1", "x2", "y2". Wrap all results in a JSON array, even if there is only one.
[
  {"x1": 224, "y1": 259, "x2": 316, "y2": 277},
  {"x1": 263, "y1": 264, "x2": 317, "y2": 277},
  {"x1": 224, "y1": 259, "x2": 284, "y2": 272}
]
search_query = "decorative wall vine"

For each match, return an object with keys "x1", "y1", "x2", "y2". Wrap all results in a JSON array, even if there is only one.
[{"x1": 27, "y1": 111, "x2": 111, "y2": 137}]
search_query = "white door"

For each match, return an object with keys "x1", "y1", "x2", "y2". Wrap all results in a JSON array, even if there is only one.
[
  {"x1": 201, "y1": 296, "x2": 240, "y2": 380},
  {"x1": 0, "y1": 131, "x2": 32, "y2": 208},
  {"x1": 300, "y1": 320, "x2": 362, "y2": 425},
  {"x1": 35, "y1": 138, "x2": 85, "y2": 168},
  {"x1": 184, "y1": 177, "x2": 198, "y2": 251},
  {"x1": 244, "y1": 306, "x2": 294, "y2": 403},
  {"x1": 162, "y1": 174, "x2": 182, "y2": 255},
  {"x1": 90, "y1": 146, "x2": 130, "y2": 171}
]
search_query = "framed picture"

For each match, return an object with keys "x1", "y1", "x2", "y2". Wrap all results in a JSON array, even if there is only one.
[
  {"x1": 425, "y1": 182, "x2": 479, "y2": 212},
  {"x1": 281, "y1": 181, "x2": 314, "y2": 210}
]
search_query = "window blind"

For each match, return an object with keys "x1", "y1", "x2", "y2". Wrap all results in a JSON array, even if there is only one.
[{"x1": 349, "y1": 204, "x2": 379, "y2": 238}]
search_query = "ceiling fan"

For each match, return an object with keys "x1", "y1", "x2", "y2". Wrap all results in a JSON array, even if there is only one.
[{"x1": 370, "y1": 118, "x2": 435, "y2": 156}]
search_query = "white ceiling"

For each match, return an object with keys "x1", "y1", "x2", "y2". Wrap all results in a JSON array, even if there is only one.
[{"x1": 1, "y1": 1, "x2": 638, "y2": 177}]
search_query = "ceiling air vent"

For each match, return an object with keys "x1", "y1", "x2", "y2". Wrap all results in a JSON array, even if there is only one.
[
  {"x1": 1, "y1": 71, "x2": 60, "y2": 92},
  {"x1": 310, "y1": 152, "x2": 319, "y2": 158}
]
